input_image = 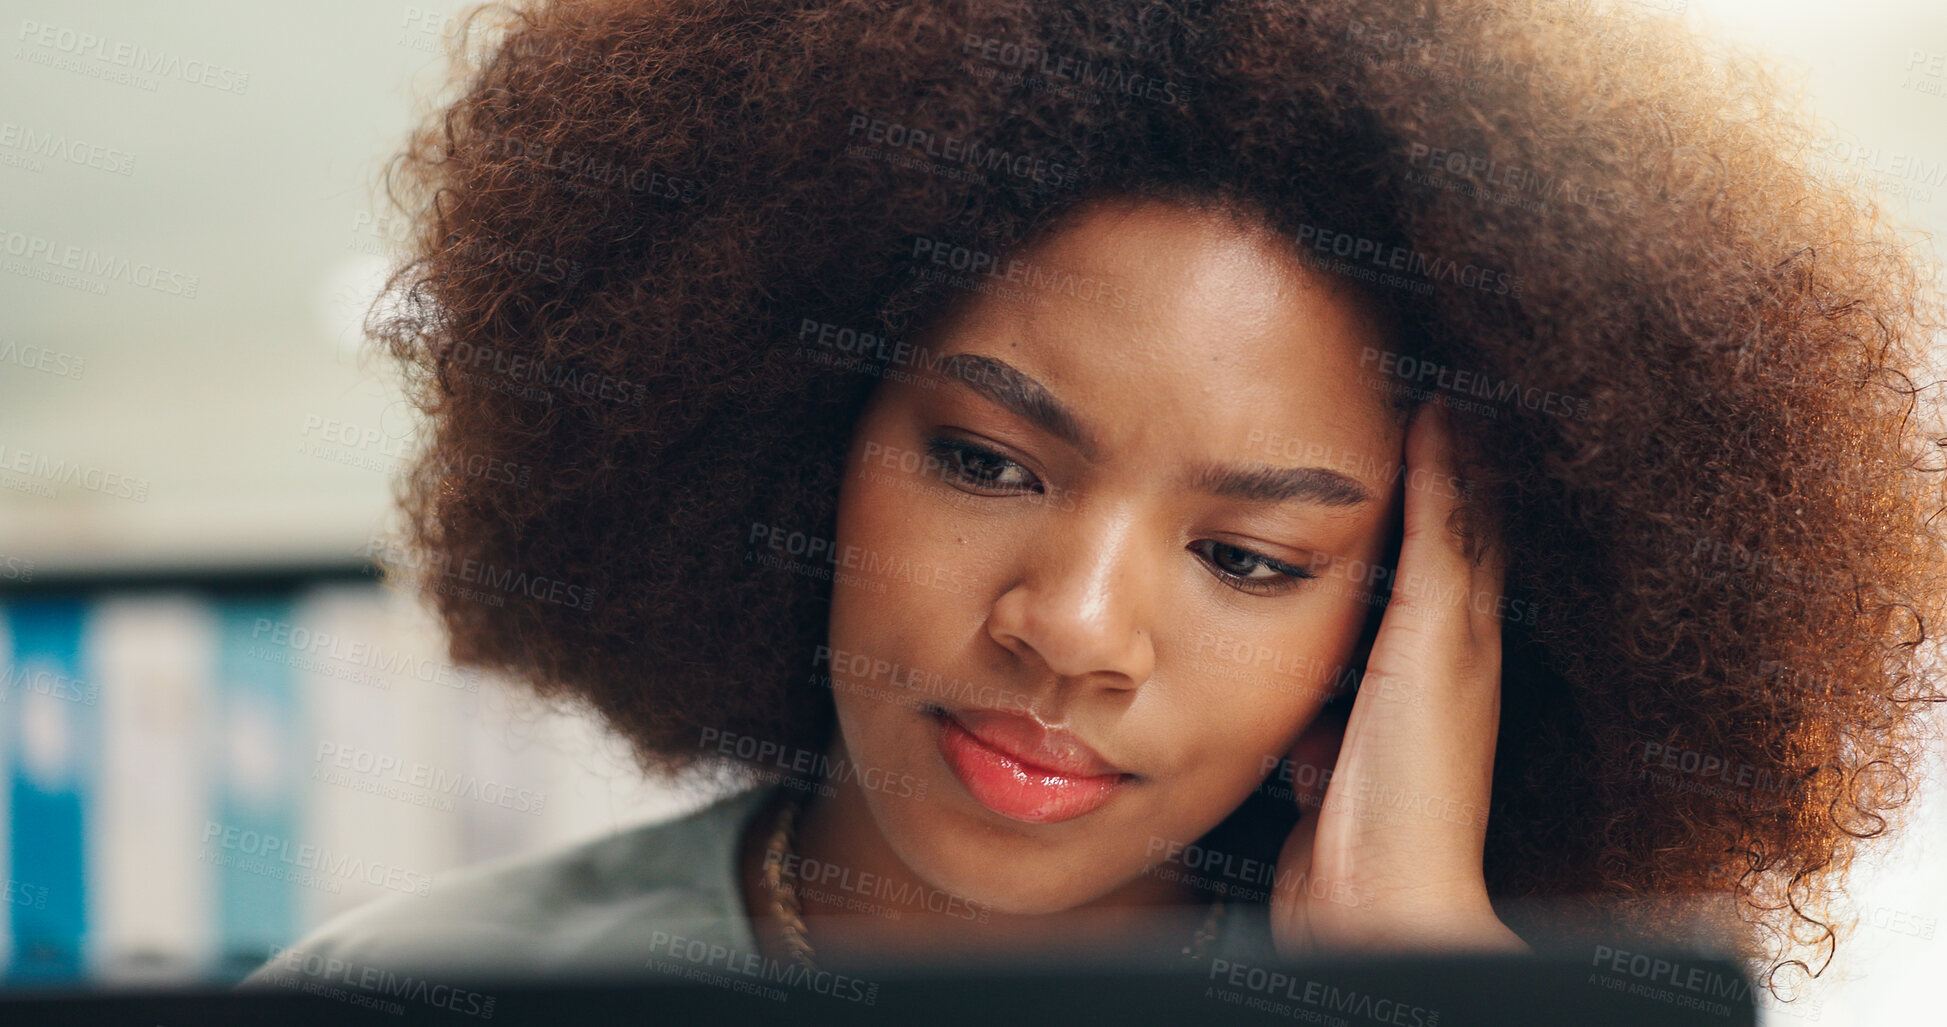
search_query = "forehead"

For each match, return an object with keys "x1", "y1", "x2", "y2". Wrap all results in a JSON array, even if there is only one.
[{"x1": 913, "y1": 199, "x2": 1406, "y2": 486}]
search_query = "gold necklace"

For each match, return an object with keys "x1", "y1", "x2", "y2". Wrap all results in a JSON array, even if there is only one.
[{"x1": 760, "y1": 790, "x2": 1227, "y2": 969}]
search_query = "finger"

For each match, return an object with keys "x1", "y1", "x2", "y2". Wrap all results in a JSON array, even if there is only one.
[
  {"x1": 1465, "y1": 514, "x2": 1510, "y2": 650},
  {"x1": 1329, "y1": 398, "x2": 1503, "y2": 858},
  {"x1": 1383, "y1": 400, "x2": 1478, "y2": 641}
]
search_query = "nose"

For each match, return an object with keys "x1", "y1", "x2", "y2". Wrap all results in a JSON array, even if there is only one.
[{"x1": 985, "y1": 505, "x2": 1157, "y2": 691}]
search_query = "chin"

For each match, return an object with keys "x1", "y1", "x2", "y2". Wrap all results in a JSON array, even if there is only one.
[
  {"x1": 878, "y1": 813, "x2": 1122, "y2": 914},
  {"x1": 852, "y1": 771, "x2": 1151, "y2": 916}
]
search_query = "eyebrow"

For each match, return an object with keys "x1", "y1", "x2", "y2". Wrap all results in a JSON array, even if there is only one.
[
  {"x1": 933, "y1": 353, "x2": 1102, "y2": 460},
  {"x1": 1184, "y1": 462, "x2": 1375, "y2": 509},
  {"x1": 930, "y1": 352, "x2": 1377, "y2": 509}
]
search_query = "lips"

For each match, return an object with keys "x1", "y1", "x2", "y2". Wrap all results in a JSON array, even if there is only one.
[{"x1": 930, "y1": 706, "x2": 1131, "y2": 824}]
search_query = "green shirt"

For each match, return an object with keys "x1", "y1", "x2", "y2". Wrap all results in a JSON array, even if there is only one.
[{"x1": 241, "y1": 782, "x2": 1276, "y2": 991}]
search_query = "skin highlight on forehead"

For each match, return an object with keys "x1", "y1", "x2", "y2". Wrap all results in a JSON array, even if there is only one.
[{"x1": 903, "y1": 196, "x2": 1410, "y2": 510}]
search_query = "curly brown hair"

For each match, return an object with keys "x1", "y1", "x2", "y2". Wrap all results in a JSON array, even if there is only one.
[{"x1": 369, "y1": 0, "x2": 1947, "y2": 998}]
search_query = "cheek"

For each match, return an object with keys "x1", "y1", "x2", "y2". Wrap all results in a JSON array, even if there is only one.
[
  {"x1": 832, "y1": 450, "x2": 957, "y2": 622},
  {"x1": 1164, "y1": 591, "x2": 1375, "y2": 786},
  {"x1": 1167, "y1": 676, "x2": 1321, "y2": 795},
  {"x1": 825, "y1": 439, "x2": 983, "y2": 760},
  {"x1": 831, "y1": 420, "x2": 1011, "y2": 629},
  {"x1": 826, "y1": 463, "x2": 913, "y2": 716}
]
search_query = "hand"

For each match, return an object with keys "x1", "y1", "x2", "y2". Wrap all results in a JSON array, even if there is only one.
[{"x1": 1268, "y1": 400, "x2": 1529, "y2": 956}]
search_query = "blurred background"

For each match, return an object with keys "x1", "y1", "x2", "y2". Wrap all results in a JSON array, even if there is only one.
[{"x1": 0, "y1": 0, "x2": 1942, "y2": 1021}]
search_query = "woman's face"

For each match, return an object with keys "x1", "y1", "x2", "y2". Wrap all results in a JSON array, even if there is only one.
[{"x1": 826, "y1": 196, "x2": 1406, "y2": 914}]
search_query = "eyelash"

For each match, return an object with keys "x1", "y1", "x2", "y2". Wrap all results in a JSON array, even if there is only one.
[
  {"x1": 925, "y1": 436, "x2": 1041, "y2": 493},
  {"x1": 920, "y1": 435, "x2": 1319, "y2": 597}
]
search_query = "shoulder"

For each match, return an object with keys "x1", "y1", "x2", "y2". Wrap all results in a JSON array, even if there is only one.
[{"x1": 239, "y1": 784, "x2": 779, "y2": 987}]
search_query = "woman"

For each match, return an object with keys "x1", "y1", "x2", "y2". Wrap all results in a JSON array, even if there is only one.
[{"x1": 247, "y1": 0, "x2": 1947, "y2": 1008}]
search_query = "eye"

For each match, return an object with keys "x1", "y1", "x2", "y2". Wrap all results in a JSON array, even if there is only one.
[
  {"x1": 1189, "y1": 539, "x2": 1318, "y2": 597},
  {"x1": 923, "y1": 436, "x2": 1042, "y2": 493}
]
